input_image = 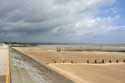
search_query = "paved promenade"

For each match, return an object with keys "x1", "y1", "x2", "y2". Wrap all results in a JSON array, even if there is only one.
[{"x1": 0, "y1": 44, "x2": 9, "y2": 83}]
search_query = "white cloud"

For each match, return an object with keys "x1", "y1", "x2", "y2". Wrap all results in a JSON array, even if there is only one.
[{"x1": 51, "y1": 15, "x2": 120, "y2": 38}]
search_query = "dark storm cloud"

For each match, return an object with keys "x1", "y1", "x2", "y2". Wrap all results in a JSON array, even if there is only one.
[{"x1": 0, "y1": 0, "x2": 123, "y2": 43}]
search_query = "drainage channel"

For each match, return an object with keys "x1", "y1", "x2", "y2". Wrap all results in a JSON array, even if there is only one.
[{"x1": 9, "y1": 48, "x2": 73, "y2": 83}]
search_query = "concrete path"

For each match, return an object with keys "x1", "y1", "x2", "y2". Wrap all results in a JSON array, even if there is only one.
[{"x1": 0, "y1": 44, "x2": 9, "y2": 83}]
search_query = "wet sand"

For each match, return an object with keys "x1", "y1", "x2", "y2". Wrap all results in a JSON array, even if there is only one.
[{"x1": 13, "y1": 45, "x2": 125, "y2": 83}]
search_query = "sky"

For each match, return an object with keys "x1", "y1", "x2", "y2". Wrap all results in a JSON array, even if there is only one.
[{"x1": 0, "y1": 0, "x2": 125, "y2": 44}]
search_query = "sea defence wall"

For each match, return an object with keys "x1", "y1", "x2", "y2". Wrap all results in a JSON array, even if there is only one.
[{"x1": 10, "y1": 48, "x2": 73, "y2": 83}]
